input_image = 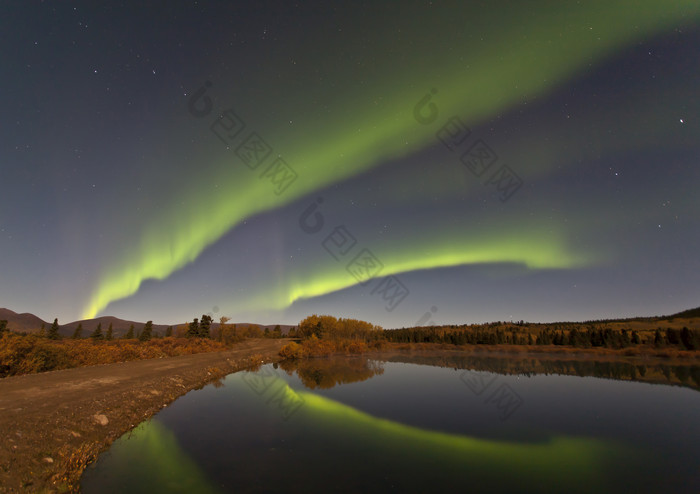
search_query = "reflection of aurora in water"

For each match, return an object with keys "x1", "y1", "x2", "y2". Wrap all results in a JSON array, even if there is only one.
[
  {"x1": 83, "y1": 370, "x2": 637, "y2": 493},
  {"x1": 83, "y1": 420, "x2": 220, "y2": 493}
]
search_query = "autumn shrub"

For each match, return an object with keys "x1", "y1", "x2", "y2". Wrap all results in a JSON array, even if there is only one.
[
  {"x1": 369, "y1": 339, "x2": 387, "y2": 351},
  {"x1": 0, "y1": 334, "x2": 71, "y2": 376},
  {"x1": 26, "y1": 344, "x2": 71, "y2": 372},
  {"x1": 279, "y1": 341, "x2": 304, "y2": 359},
  {"x1": 279, "y1": 337, "x2": 373, "y2": 359},
  {"x1": 300, "y1": 335, "x2": 336, "y2": 356},
  {"x1": 0, "y1": 333, "x2": 36, "y2": 376},
  {"x1": 342, "y1": 340, "x2": 368, "y2": 354},
  {"x1": 0, "y1": 333, "x2": 231, "y2": 377}
]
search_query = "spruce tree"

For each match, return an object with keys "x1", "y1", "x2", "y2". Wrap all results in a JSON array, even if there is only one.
[
  {"x1": 72, "y1": 323, "x2": 83, "y2": 339},
  {"x1": 0, "y1": 320, "x2": 7, "y2": 336},
  {"x1": 139, "y1": 321, "x2": 153, "y2": 341},
  {"x1": 199, "y1": 315, "x2": 212, "y2": 338},
  {"x1": 680, "y1": 327, "x2": 698, "y2": 350},
  {"x1": 165, "y1": 326, "x2": 173, "y2": 337},
  {"x1": 48, "y1": 318, "x2": 60, "y2": 340},
  {"x1": 187, "y1": 318, "x2": 199, "y2": 338},
  {"x1": 106, "y1": 323, "x2": 113, "y2": 341},
  {"x1": 653, "y1": 329, "x2": 664, "y2": 348},
  {"x1": 90, "y1": 323, "x2": 103, "y2": 340},
  {"x1": 124, "y1": 324, "x2": 135, "y2": 339}
]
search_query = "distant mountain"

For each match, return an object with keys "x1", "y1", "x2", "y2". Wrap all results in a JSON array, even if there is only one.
[
  {"x1": 0, "y1": 308, "x2": 294, "y2": 338},
  {"x1": 60, "y1": 318, "x2": 295, "y2": 338},
  {"x1": 0, "y1": 308, "x2": 49, "y2": 333},
  {"x1": 59, "y1": 316, "x2": 172, "y2": 339}
]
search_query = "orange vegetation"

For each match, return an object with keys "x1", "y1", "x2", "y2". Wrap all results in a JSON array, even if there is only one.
[
  {"x1": 279, "y1": 335, "x2": 387, "y2": 358},
  {"x1": 0, "y1": 333, "x2": 228, "y2": 377}
]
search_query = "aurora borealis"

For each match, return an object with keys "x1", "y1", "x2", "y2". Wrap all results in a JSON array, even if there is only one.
[{"x1": 2, "y1": 1, "x2": 699, "y2": 327}]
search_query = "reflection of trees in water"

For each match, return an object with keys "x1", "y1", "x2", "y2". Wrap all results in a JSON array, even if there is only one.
[
  {"x1": 279, "y1": 358, "x2": 384, "y2": 389},
  {"x1": 382, "y1": 354, "x2": 700, "y2": 391}
]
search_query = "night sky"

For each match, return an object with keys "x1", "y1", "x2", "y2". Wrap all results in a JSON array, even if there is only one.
[{"x1": 2, "y1": 1, "x2": 699, "y2": 328}]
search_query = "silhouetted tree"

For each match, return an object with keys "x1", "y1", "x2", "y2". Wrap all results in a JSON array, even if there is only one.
[
  {"x1": 199, "y1": 315, "x2": 212, "y2": 338},
  {"x1": 90, "y1": 323, "x2": 103, "y2": 340},
  {"x1": 0, "y1": 320, "x2": 7, "y2": 336},
  {"x1": 187, "y1": 318, "x2": 200, "y2": 338},
  {"x1": 123, "y1": 324, "x2": 135, "y2": 339},
  {"x1": 653, "y1": 329, "x2": 665, "y2": 348},
  {"x1": 72, "y1": 323, "x2": 83, "y2": 339},
  {"x1": 165, "y1": 326, "x2": 173, "y2": 337},
  {"x1": 620, "y1": 329, "x2": 631, "y2": 348},
  {"x1": 106, "y1": 323, "x2": 114, "y2": 340},
  {"x1": 139, "y1": 321, "x2": 153, "y2": 341},
  {"x1": 48, "y1": 318, "x2": 61, "y2": 340},
  {"x1": 680, "y1": 327, "x2": 699, "y2": 350}
]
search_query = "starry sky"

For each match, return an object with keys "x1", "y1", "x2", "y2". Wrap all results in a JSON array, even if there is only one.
[{"x1": 2, "y1": 1, "x2": 699, "y2": 328}]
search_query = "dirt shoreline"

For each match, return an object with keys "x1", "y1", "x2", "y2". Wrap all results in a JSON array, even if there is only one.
[{"x1": 0, "y1": 339, "x2": 289, "y2": 493}]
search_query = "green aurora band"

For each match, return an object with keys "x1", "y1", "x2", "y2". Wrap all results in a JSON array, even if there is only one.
[
  {"x1": 83, "y1": 1, "x2": 700, "y2": 318},
  {"x1": 246, "y1": 222, "x2": 598, "y2": 311}
]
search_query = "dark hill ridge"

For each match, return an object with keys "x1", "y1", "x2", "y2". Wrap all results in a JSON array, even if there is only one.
[
  {"x1": 0, "y1": 308, "x2": 48, "y2": 333},
  {"x1": 59, "y1": 316, "x2": 172, "y2": 339},
  {"x1": 668, "y1": 306, "x2": 700, "y2": 319},
  {"x1": 573, "y1": 306, "x2": 700, "y2": 324},
  {"x1": 0, "y1": 308, "x2": 294, "y2": 337}
]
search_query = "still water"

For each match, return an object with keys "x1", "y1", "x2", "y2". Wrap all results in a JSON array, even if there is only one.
[{"x1": 81, "y1": 355, "x2": 700, "y2": 493}]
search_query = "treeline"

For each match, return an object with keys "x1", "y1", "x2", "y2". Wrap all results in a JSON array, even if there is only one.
[
  {"x1": 278, "y1": 314, "x2": 700, "y2": 359},
  {"x1": 384, "y1": 325, "x2": 700, "y2": 350}
]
